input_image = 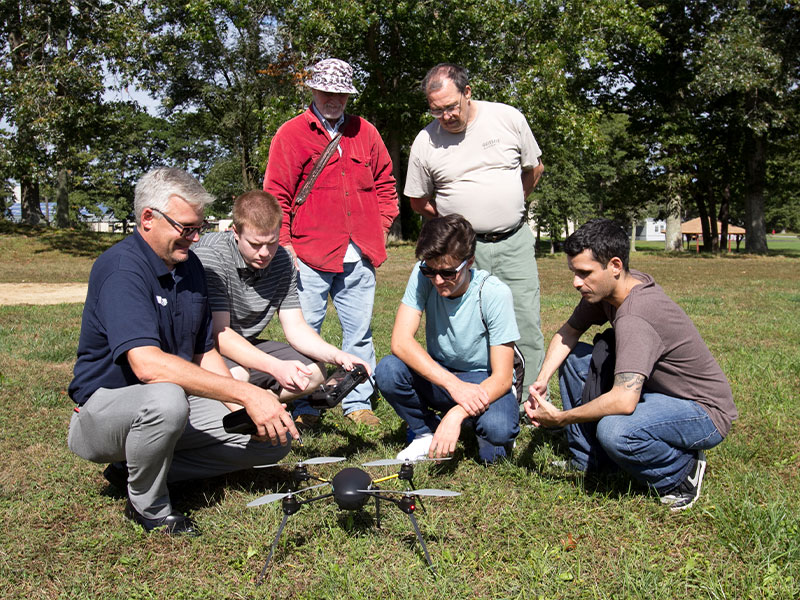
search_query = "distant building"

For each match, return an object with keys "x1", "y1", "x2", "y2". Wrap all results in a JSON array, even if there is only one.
[{"x1": 635, "y1": 218, "x2": 666, "y2": 241}]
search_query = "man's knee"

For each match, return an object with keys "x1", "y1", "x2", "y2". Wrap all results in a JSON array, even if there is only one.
[
  {"x1": 246, "y1": 439, "x2": 292, "y2": 467},
  {"x1": 476, "y1": 404, "x2": 519, "y2": 446},
  {"x1": 595, "y1": 416, "x2": 645, "y2": 462},
  {"x1": 229, "y1": 365, "x2": 250, "y2": 383},
  {"x1": 306, "y1": 361, "x2": 326, "y2": 390},
  {"x1": 138, "y1": 382, "x2": 190, "y2": 432},
  {"x1": 374, "y1": 355, "x2": 411, "y2": 393}
]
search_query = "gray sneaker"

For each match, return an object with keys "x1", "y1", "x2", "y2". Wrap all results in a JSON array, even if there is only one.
[{"x1": 659, "y1": 451, "x2": 707, "y2": 512}]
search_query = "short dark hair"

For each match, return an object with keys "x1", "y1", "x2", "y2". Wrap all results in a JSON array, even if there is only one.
[
  {"x1": 564, "y1": 218, "x2": 630, "y2": 271},
  {"x1": 422, "y1": 63, "x2": 470, "y2": 95},
  {"x1": 415, "y1": 214, "x2": 476, "y2": 263}
]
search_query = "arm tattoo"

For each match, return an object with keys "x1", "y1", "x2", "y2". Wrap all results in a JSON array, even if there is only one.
[{"x1": 614, "y1": 372, "x2": 645, "y2": 393}]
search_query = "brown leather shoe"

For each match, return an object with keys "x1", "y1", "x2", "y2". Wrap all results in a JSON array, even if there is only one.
[
  {"x1": 345, "y1": 409, "x2": 381, "y2": 426},
  {"x1": 294, "y1": 414, "x2": 320, "y2": 432}
]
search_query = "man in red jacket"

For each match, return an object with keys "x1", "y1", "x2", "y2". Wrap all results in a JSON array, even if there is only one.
[{"x1": 264, "y1": 58, "x2": 399, "y2": 428}]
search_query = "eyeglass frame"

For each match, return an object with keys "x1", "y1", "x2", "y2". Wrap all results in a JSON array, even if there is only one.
[
  {"x1": 419, "y1": 259, "x2": 469, "y2": 280},
  {"x1": 150, "y1": 207, "x2": 210, "y2": 239},
  {"x1": 428, "y1": 93, "x2": 464, "y2": 118}
]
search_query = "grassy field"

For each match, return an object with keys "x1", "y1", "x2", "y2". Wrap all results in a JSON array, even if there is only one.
[{"x1": 1, "y1": 224, "x2": 799, "y2": 599}]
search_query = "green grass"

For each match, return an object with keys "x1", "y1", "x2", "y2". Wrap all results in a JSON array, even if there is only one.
[{"x1": 1, "y1": 228, "x2": 799, "y2": 599}]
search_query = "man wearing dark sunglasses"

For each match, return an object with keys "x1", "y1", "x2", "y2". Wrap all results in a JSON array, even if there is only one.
[
  {"x1": 374, "y1": 215, "x2": 520, "y2": 464},
  {"x1": 68, "y1": 168, "x2": 299, "y2": 536}
]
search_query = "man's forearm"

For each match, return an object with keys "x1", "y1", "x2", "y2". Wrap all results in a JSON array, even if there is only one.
[
  {"x1": 537, "y1": 323, "x2": 582, "y2": 384},
  {"x1": 409, "y1": 196, "x2": 438, "y2": 219},
  {"x1": 128, "y1": 346, "x2": 272, "y2": 408}
]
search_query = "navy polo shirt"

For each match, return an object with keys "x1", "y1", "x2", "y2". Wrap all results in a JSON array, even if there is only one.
[{"x1": 68, "y1": 229, "x2": 214, "y2": 405}]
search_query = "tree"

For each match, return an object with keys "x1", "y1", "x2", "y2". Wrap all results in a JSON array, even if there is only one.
[
  {"x1": 279, "y1": 0, "x2": 659, "y2": 239},
  {"x1": 137, "y1": 0, "x2": 303, "y2": 197},
  {"x1": 0, "y1": 1, "x2": 140, "y2": 226},
  {"x1": 693, "y1": 0, "x2": 800, "y2": 253}
]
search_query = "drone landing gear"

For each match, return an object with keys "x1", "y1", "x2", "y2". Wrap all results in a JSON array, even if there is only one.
[
  {"x1": 399, "y1": 496, "x2": 437, "y2": 576},
  {"x1": 255, "y1": 490, "x2": 333, "y2": 586}
]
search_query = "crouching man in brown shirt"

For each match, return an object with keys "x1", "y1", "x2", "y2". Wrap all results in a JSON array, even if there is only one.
[{"x1": 525, "y1": 219, "x2": 737, "y2": 511}]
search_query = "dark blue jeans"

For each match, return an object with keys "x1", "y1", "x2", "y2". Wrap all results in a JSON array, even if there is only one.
[
  {"x1": 560, "y1": 342, "x2": 724, "y2": 492},
  {"x1": 375, "y1": 354, "x2": 520, "y2": 463}
]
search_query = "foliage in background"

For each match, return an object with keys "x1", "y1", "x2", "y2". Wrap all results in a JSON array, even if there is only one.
[{"x1": 1, "y1": 0, "x2": 798, "y2": 247}]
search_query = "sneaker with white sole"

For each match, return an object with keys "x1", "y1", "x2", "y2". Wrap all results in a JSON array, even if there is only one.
[
  {"x1": 396, "y1": 433, "x2": 434, "y2": 462},
  {"x1": 659, "y1": 450, "x2": 707, "y2": 512}
]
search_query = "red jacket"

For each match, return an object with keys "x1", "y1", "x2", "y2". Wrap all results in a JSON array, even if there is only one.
[{"x1": 263, "y1": 108, "x2": 399, "y2": 272}]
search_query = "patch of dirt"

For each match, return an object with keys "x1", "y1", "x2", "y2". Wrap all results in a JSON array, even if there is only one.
[{"x1": 0, "y1": 283, "x2": 87, "y2": 305}]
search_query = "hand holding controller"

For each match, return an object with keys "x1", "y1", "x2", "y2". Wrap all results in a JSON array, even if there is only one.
[{"x1": 223, "y1": 365, "x2": 372, "y2": 435}]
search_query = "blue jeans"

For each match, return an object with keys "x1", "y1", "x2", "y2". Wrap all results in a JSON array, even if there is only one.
[
  {"x1": 375, "y1": 354, "x2": 520, "y2": 464},
  {"x1": 293, "y1": 257, "x2": 377, "y2": 417},
  {"x1": 559, "y1": 342, "x2": 724, "y2": 492}
]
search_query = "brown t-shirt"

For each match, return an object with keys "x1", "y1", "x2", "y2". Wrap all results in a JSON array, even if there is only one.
[{"x1": 567, "y1": 270, "x2": 737, "y2": 437}]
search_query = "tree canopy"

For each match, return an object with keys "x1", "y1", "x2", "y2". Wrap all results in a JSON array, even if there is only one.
[{"x1": 1, "y1": 0, "x2": 798, "y2": 251}]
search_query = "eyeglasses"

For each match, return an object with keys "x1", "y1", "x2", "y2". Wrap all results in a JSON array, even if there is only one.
[
  {"x1": 151, "y1": 208, "x2": 210, "y2": 239},
  {"x1": 419, "y1": 259, "x2": 468, "y2": 280},
  {"x1": 428, "y1": 94, "x2": 463, "y2": 118}
]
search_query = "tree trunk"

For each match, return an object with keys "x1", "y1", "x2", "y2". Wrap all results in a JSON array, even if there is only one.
[
  {"x1": 719, "y1": 184, "x2": 730, "y2": 249},
  {"x1": 20, "y1": 176, "x2": 43, "y2": 226},
  {"x1": 386, "y1": 130, "x2": 405, "y2": 241},
  {"x1": 695, "y1": 184, "x2": 712, "y2": 253},
  {"x1": 56, "y1": 168, "x2": 70, "y2": 228},
  {"x1": 744, "y1": 129, "x2": 768, "y2": 254},
  {"x1": 630, "y1": 217, "x2": 637, "y2": 252},
  {"x1": 664, "y1": 179, "x2": 683, "y2": 251}
]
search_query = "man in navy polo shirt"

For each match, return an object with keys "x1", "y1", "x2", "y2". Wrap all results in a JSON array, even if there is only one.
[{"x1": 68, "y1": 168, "x2": 299, "y2": 536}]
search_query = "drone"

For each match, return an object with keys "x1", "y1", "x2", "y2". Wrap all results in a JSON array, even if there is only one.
[{"x1": 246, "y1": 456, "x2": 460, "y2": 584}]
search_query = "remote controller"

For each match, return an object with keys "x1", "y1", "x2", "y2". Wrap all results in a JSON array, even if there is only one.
[{"x1": 223, "y1": 364, "x2": 371, "y2": 435}]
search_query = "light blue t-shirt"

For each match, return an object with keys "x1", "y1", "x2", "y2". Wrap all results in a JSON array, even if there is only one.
[{"x1": 401, "y1": 264, "x2": 519, "y2": 372}]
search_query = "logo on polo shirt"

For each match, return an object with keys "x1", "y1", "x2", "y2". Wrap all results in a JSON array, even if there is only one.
[{"x1": 156, "y1": 295, "x2": 168, "y2": 307}]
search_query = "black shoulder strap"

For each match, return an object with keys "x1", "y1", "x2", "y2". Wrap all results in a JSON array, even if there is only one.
[
  {"x1": 477, "y1": 273, "x2": 492, "y2": 336},
  {"x1": 293, "y1": 128, "x2": 343, "y2": 210}
]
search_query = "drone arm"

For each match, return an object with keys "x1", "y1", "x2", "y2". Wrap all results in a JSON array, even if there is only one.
[
  {"x1": 298, "y1": 491, "x2": 334, "y2": 506},
  {"x1": 372, "y1": 473, "x2": 399, "y2": 484}
]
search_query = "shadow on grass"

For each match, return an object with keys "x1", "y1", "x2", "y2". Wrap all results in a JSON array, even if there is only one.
[
  {"x1": 515, "y1": 425, "x2": 645, "y2": 501},
  {"x1": 0, "y1": 221, "x2": 122, "y2": 258}
]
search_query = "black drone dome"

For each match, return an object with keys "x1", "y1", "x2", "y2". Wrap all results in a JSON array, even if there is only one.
[{"x1": 331, "y1": 468, "x2": 373, "y2": 510}]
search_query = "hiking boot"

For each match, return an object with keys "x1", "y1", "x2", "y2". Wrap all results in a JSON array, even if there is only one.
[
  {"x1": 659, "y1": 451, "x2": 707, "y2": 512},
  {"x1": 396, "y1": 433, "x2": 434, "y2": 462},
  {"x1": 294, "y1": 414, "x2": 320, "y2": 432},
  {"x1": 345, "y1": 409, "x2": 381, "y2": 426}
]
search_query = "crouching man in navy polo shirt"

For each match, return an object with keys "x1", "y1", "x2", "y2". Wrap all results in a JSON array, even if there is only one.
[{"x1": 68, "y1": 168, "x2": 299, "y2": 536}]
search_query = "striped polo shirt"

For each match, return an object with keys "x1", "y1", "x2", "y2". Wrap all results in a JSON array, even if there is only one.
[{"x1": 193, "y1": 231, "x2": 301, "y2": 342}]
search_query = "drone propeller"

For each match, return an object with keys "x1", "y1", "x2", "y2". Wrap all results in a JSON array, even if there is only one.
[
  {"x1": 254, "y1": 456, "x2": 346, "y2": 469},
  {"x1": 361, "y1": 456, "x2": 452, "y2": 467},
  {"x1": 358, "y1": 487, "x2": 460, "y2": 497},
  {"x1": 247, "y1": 481, "x2": 331, "y2": 507}
]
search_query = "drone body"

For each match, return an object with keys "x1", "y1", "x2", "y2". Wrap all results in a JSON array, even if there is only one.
[
  {"x1": 247, "y1": 456, "x2": 459, "y2": 584},
  {"x1": 330, "y1": 467, "x2": 373, "y2": 510}
]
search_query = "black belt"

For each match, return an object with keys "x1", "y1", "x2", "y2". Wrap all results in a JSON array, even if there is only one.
[{"x1": 476, "y1": 220, "x2": 524, "y2": 243}]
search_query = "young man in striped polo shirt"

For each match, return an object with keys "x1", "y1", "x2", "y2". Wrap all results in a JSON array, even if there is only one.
[{"x1": 193, "y1": 190, "x2": 370, "y2": 429}]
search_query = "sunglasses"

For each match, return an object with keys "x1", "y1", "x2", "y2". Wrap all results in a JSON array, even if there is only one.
[
  {"x1": 151, "y1": 208, "x2": 210, "y2": 239},
  {"x1": 419, "y1": 259, "x2": 468, "y2": 280}
]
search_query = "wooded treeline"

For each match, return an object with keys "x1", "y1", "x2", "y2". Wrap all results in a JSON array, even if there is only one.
[{"x1": 2, "y1": 0, "x2": 798, "y2": 252}]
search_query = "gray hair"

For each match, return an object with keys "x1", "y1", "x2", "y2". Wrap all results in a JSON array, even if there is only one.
[{"x1": 134, "y1": 168, "x2": 215, "y2": 225}]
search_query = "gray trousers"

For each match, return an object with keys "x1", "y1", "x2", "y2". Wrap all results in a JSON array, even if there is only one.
[
  {"x1": 474, "y1": 225, "x2": 545, "y2": 390},
  {"x1": 68, "y1": 383, "x2": 291, "y2": 519}
]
